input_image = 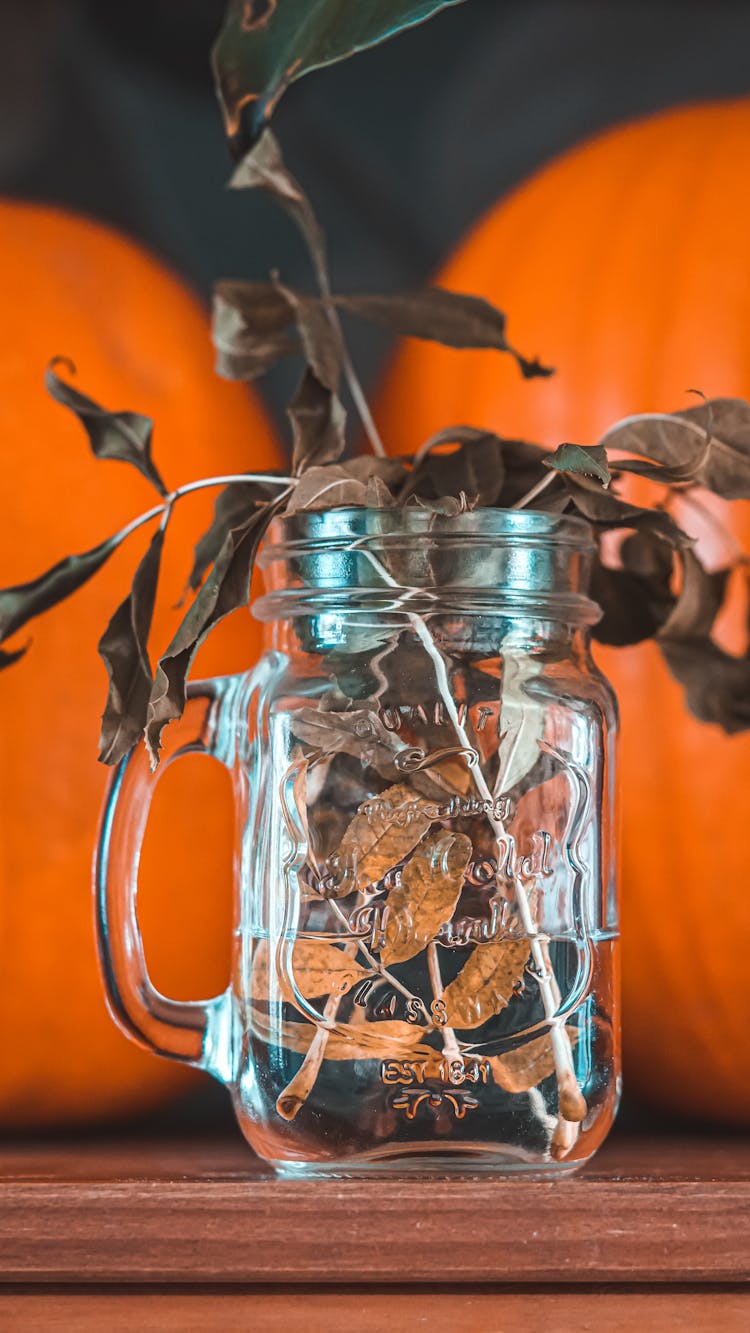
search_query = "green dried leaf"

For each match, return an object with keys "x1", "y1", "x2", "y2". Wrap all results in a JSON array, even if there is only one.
[
  {"x1": 97, "y1": 523, "x2": 166, "y2": 766},
  {"x1": 338, "y1": 289, "x2": 553, "y2": 380},
  {"x1": 45, "y1": 358, "x2": 167, "y2": 497},
  {"x1": 442, "y1": 937, "x2": 530, "y2": 1030},
  {"x1": 381, "y1": 829, "x2": 472, "y2": 965},
  {"x1": 213, "y1": 0, "x2": 465, "y2": 142},
  {"x1": 0, "y1": 530, "x2": 127, "y2": 649},
  {"x1": 544, "y1": 442, "x2": 611, "y2": 487},
  {"x1": 145, "y1": 499, "x2": 278, "y2": 766}
]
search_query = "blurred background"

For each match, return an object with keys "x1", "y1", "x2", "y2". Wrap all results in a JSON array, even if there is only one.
[{"x1": 2, "y1": 0, "x2": 750, "y2": 1139}]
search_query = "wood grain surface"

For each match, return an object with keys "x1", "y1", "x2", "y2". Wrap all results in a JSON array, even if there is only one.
[
  {"x1": 1, "y1": 1290, "x2": 749, "y2": 1332},
  {"x1": 1, "y1": 1130, "x2": 748, "y2": 1285}
]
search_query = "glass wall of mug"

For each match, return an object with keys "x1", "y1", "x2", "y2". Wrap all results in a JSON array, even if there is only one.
[{"x1": 96, "y1": 508, "x2": 620, "y2": 1175}]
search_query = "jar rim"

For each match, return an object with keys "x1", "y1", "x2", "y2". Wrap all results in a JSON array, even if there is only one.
[{"x1": 259, "y1": 505, "x2": 594, "y2": 564}]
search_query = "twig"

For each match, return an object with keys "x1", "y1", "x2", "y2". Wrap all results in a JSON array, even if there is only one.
[
  {"x1": 352, "y1": 542, "x2": 586, "y2": 1150},
  {"x1": 427, "y1": 942, "x2": 461, "y2": 1061},
  {"x1": 512, "y1": 469, "x2": 558, "y2": 511},
  {"x1": 276, "y1": 939, "x2": 360, "y2": 1122}
]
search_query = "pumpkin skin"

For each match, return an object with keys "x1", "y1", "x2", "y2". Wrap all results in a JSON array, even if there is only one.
[
  {"x1": 377, "y1": 99, "x2": 750, "y2": 1124},
  {"x1": 0, "y1": 202, "x2": 280, "y2": 1128}
]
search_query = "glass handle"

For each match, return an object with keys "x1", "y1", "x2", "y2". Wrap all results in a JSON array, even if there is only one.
[{"x1": 94, "y1": 676, "x2": 240, "y2": 1083}]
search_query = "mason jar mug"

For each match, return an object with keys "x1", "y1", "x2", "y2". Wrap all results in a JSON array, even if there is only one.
[{"x1": 95, "y1": 508, "x2": 620, "y2": 1175}]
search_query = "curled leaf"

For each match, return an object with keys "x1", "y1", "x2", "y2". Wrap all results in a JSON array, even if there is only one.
[
  {"x1": 659, "y1": 547, "x2": 730, "y2": 640},
  {"x1": 658, "y1": 638, "x2": 750, "y2": 734},
  {"x1": 338, "y1": 289, "x2": 552, "y2": 380},
  {"x1": 288, "y1": 369, "x2": 347, "y2": 474},
  {"x1": 442, "y1": 937, "x2": 530, "y2": 1030},
  {"x1": 189, "y1": 481, "x2": 273, "y2": 592},
  {"x1": 544, "y1": 442, "x2": 611, "y2": 487},
  {"x1": 146, "y1": 500, "x2": 278, "y2": 766},
  {"x1": 45, "y1": 358, "x2": 167, "y2": 497},
  {"x1": 98, "y1": 523, "x2": 166, "y2": 766},
  {"x1": 212, "y1": 0, "x2": 465, "y2": 143},
  {"x1": 381, "y1": 829, "x2": 472, "y2": 965}
]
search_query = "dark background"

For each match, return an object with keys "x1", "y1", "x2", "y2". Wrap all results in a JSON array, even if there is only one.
[{"x1": 5, "y1": 0, "x2": 750, "y2": 425}]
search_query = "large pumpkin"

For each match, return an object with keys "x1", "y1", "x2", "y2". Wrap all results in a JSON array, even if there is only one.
[
  {"x1": 377, "y1": 99, "x2": 750, "y2": 1124},
  {"x1": 0, "y1": 203, "x2": 280, "y2": 1127}
]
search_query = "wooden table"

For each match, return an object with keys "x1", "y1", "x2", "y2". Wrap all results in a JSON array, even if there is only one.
[{"x1": 1, "y1": 1125, "x2": 748, "y2": 1328}]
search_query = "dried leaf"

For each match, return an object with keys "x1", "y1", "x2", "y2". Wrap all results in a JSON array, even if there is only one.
[
  {"x1": 188, "y1": 481, "x2": 271, "y2": 592},
  {"x1": 248, "y1": 1007, "x2": 433, "y2": 1060},
  {"x1": 97, "y1": 523, "x2": 166, "y2": 766},
  {"x1": 495, "y1": 655, "x2": 542, "y2": 794},
  {"x1": 251, "y1": 938, "x2": 370, "y2": 1001},
  {"x1": 213, "y1": 0, "x2": 465, "y2": 142},
  {"x1": 285, "y1": 464, "x2": 368, "y2": 512},
  {"x1": 45, "y1": 358, "x2": 167, "y2": 497},
  {"x1": 365, "y1": 475, "x2": 397, "y2": 507},
  {"x1": 600, "y1": 398, "x2": 750, "y2": 497},
  {"x1": 288, "y1": 369, "x2": 347, "y2": 474},
  {"x1": 659, "y1": 548, "x2": 730, "y2": 640},
  {"x1": 563, "y1": 474, "x2": 692, "y2": 548},
  {"x1": 658, "y1": 638, "x2": 750, "y2": 734},
  {"x1": 590, "y1": 562, "x2": 674, "y2": 646},
  {"x1": 544, "y1": 442, "x2": 611, "y2": 487},
  {"x1": 333, "y1": 782, "x2": 434, "y2": 896},
  {"x1": 228, "y1": 130, "x2": 329, "y2": 291},
  {"x1": 489, "y1": 1027, "x2": 578, "y2": 1093},
  {"x1": 212, "y1": 280, "x2": 297, "y2": 380},
  {"x1": 381, "y1": 829, "x2": 472, "y2": 965},
  {"x1": 146, "y1": 500, "x2": 277, "y2": 766},
  {"x1": 442, "y1": 937, "x2": 530, "y2": 1030},
  {"x1": 338, "y1": 289, "x2": 552, "y2": 380},
  {"x1": 0, "y1": 529, "x2": 127, "y2": 648}
]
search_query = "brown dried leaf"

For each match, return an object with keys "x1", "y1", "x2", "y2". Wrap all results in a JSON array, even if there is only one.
[
  {"x1": 659, "y1": 547, "x2": 730, "y2": 640},
  {"x1": 287, "y1": 369, "x2": 347, "y2": 474},
  {"x1": 489, "y1": 1026, "x2": 579, "y2": 1093},
  {"x1": 442, "y1": 937, "x2": 530, "y2": 1030},
  {"x1": 381, "y1": 829, "x2": 472, "y2": 965},
  {"x1": 251, "y1": 939, "x2": 370, "y2": 1002},
  {"x1": 249, "y1": 1008, "x2": 433, "y2": 1060},
  {"x1": 337, "y1": 289, "x2": 552, "y2": 379},
  {"x1": 658, "y1": 638, "x2": 750, "y2": 734},
  {"x1": 333, "y1": 782, "x2": 434, "y2": 896}
]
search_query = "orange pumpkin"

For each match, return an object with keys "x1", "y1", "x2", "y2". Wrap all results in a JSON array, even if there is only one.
[
  {"x1": 377, "y1": 99, "x2": 750, "y2": 1124},
  {"x1": 0, "y1": 202, "x2": 281, "y2": 1127}
]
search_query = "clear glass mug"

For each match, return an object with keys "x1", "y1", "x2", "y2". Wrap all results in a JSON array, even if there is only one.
[{"x1": 95, "y1": 508, "x2": 620, "y2": 1175}]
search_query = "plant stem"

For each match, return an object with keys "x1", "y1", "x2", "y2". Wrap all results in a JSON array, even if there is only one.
[
  {"x1": 276, "y1": 939, "x2": 359, "y2": 1122},
  {"x1": 512, "y1": 469, "x2": 558, "y2": 511},
  {"x1": 328, "y1": 899, "x2": 419, "y2": 1005},
  {"x1": 352, "y1": 541, "x2": 586, "y2": 1152},
  {"x1": 427, "y1": 943, "x2": 461, "y2": 1061}
]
